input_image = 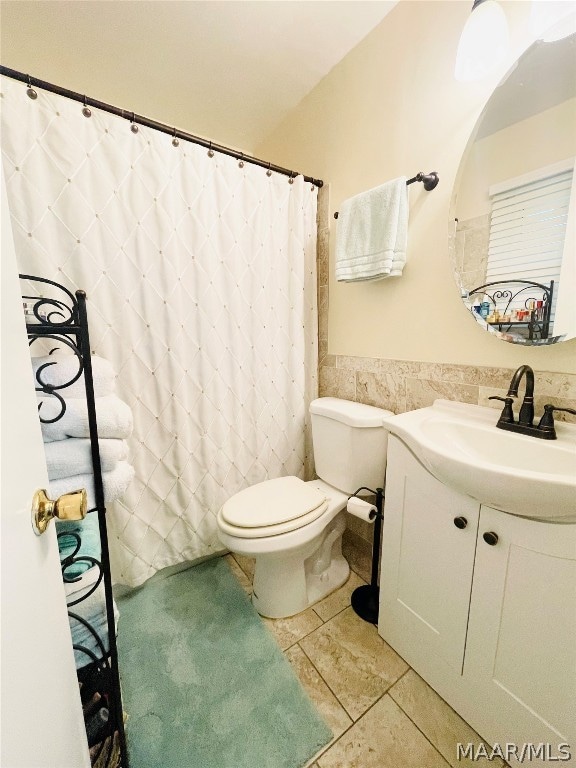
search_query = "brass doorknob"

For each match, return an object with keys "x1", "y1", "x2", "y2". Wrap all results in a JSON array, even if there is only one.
[{"x1": 32, "y1": 488, "x2": 87, "y2": 535}]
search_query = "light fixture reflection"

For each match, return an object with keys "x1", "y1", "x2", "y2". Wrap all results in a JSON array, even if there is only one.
[
  {"x1": 455, "y1": 0, "x2": 510, "y2": 82},
  {"x1": 531, "y1": 0, "x2": 576, "y2": 41}
]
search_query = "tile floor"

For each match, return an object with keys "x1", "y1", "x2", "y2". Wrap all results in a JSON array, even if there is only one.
[{"x1": 225, "y1": 552, "x2": 507, "y2": 768}]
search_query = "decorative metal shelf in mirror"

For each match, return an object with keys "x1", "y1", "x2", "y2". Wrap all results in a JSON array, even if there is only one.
[{"x1": 450, "y1": 32, "x2": 576, "y2": 345}]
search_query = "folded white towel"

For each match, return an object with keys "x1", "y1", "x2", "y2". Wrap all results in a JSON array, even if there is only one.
[
  {"x1": 32, "y1": 352, "x2": 115, "y2": 399},
  {"x1": 38, "y1": 394, "x2": 133, "y2": 442},
  {"x1": 45, "y1": 438, "x2": 129, "y2": 480},
  {"x1": 49, "y1": 461, "x2": 135, "y2": 510},
  {"x1": 335, "y1": 177, "x2": 408, "y2": 282}
]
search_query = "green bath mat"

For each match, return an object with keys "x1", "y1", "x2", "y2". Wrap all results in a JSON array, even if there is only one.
[{"x1": 116, "y1": 558, "x2": 332, "y2": 768}]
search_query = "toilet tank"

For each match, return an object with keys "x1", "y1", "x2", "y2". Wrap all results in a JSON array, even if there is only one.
[{"x1": 310, "y1": 397, "x2": 393, "y2": 495}]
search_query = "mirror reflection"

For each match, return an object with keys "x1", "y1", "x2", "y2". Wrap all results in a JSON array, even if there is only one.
[{"x1": 452, "y1": 33, "x2": 576, "y2": 345}]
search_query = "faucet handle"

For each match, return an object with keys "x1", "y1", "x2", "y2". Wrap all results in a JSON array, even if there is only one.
[
  {"x1": 489, "y1": 395, "x2": 514, "y2": 423},
  {"x1": 538, "y1": 404, "x2": 576, "y2": 435}
]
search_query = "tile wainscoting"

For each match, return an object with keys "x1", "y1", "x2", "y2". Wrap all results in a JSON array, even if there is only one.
[{"x1": 319, "y1": 354, "x2": 576, "y2": 421}]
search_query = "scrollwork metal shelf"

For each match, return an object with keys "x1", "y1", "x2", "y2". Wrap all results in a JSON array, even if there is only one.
[
  {"x1": 468, "y1": 279, "x2": 554, "y2": 341},
  {"x1": 21, "y1": 274, "x2": 128, "y2": 768}
]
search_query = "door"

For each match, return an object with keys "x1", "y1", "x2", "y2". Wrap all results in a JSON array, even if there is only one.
[
  {"x1": 378, "y1": 436, "x2": 480, "y2": 674},
  {"x1": 1, "y1": 169, "x2": 91, "y2": 767},
  {"x1": 465, "y1": 505, "x2": 576, "y2": 763}
]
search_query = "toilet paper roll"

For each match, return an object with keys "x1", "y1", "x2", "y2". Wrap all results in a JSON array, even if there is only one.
[{"x1": 346, "y1": 497, "x2": 377, "y2": 523}]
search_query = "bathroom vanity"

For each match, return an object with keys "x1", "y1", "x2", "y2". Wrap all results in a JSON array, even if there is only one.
[{"x1": 378, "y1": 402, "x2": 576, "y2": 765}]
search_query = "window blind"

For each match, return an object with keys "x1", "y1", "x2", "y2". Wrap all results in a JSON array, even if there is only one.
[{"x1": 487, "y1": 168, "x2": 573, "y2": 322}]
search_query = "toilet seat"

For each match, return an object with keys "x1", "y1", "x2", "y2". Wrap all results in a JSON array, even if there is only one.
[{"x1": 219, "y1": 476, "x2": 328, "y2": 538}]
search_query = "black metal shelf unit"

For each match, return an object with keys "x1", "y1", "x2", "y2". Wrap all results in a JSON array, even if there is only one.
[
  {"x1": 21, "y1": 274, "x2": 128, "y2": 768},
  {"x1": 468, "y1": 279, "x2": 554, "y2": 341}
]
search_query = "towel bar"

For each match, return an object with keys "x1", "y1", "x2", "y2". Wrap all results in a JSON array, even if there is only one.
[{"x1": 334, "y1": 171, "x2": 438, "y2": 218}]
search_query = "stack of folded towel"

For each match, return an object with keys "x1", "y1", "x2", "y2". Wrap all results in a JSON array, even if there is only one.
[
  {"x1": 33, "y1": 351, "x2": 135, "y2": 512},
  {"x1": 32, "y1": 351, "x2": 134, "y2": 669}
]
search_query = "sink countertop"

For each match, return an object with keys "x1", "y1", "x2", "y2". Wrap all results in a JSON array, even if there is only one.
[{"x1": 381, "y1": 399, "x2": 576, "y2": 523}]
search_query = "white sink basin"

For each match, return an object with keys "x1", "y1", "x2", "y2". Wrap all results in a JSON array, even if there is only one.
[{"x1": 381, "y1": 400, "x2": 576, "y2": 522}]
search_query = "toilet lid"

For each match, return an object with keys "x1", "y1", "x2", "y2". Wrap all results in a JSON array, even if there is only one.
[
  {"x1": 221, "y1": 476, "x2": 327, "y2": 529},
  {"x1": 217, "y1": 500, "x2": 329, "y2": 538}
]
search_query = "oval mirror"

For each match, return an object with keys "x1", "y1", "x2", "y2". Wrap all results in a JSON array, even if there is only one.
[{"x1": 451, "y1": 33, "x2": 576, "y2": 345}]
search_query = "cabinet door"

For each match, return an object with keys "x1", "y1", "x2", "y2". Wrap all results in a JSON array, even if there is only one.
[
  {"x1": 466, "y1": 506, "x2": 576, "y2": 752},
  {"x1": 378, "y1": 437, "x2": 480, "y2": 674}
]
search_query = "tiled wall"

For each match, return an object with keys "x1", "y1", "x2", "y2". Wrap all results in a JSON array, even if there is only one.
[
  {"x1": 319, "y1": 356, "x2": 576, "y2": 423},
  {"x1": 316, "y1": 186, "x2": 576, "y2": 548},
  {"x1": 454, "y1": 214, "x2": 489, "y2": 293}
]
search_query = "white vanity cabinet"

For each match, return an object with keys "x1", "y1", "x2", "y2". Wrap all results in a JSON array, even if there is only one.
[
  {"x1": 379, "y1": 436, "x2": 576, "y2": 762},
  {"x1": 378, "y1": 436, "x2": 480, "y2": 673}
]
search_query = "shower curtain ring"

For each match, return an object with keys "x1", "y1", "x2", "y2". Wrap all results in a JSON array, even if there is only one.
[
  {"x1": 208, "y1": 141, "x2": 215, "y2": 158},
  {"x1": 238, "y1": 152, "x2": 244, "y2": 169},
  {"x1": 26, "y1": 75, "x2": 38, "y2": 100},
  {"x1": 130, "y1": 113, "x2": 139, "y2": 133},
  {"x1": 266, "y1": 162, "x2": 272, "y2": 178},
  {"x1": 172, "y1": 127, "x2": 179, "y2": 147},
  {"x1": 82, "y1": 96, "x2": 92, "y2": 118},
  {"x1": 288, "y1": 172, "x2": 295, "y2": 185}
]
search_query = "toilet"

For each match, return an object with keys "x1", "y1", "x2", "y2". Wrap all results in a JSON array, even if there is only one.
[{"x1": 217, "y1": 397, "x2": 393, "y2": 618}]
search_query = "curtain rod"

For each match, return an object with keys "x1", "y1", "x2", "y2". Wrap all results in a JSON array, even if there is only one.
[{"x1": 0, "y1": 65, "x2": 324, "y2": 189}]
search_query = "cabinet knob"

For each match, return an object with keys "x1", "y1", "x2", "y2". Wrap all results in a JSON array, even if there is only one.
[
  {"x1": 453, "y1": 516, "x2": 468, "y2": 529},
  {"x1": 483, "y1": 531, "x2": 499, "y2": 546}
]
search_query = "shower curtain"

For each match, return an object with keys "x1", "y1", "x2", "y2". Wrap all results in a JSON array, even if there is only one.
[{"x1": 1, "y1": 75, "x2": 318, "y2": 586}]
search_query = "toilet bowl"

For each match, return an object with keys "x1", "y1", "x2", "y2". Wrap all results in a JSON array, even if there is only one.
[
  {"x1": 218, "y1": 476, "x2": 350, "y2": 618},
  {"x1": 217, "y1": 397, "x2": 393, "y2": 618}
]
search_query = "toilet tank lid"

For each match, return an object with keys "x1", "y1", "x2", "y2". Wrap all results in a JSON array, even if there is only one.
[{"x1": 310, "y1": 397, "x2": 393, "y2": 428}]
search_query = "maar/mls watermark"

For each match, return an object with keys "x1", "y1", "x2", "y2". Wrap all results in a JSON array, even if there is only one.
[{"x1": 457, "y1": 743, "x2": 572, "y2": 762}]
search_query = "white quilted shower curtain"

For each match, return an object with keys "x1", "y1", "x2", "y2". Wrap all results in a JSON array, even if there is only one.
[{"x1": 1, "y1": 75, "x2": 318, "y2": 586}]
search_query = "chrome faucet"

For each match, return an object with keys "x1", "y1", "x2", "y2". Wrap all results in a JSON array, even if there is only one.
[{"x1": 490, "y1": 364, "x2": 576, "y2": 440}]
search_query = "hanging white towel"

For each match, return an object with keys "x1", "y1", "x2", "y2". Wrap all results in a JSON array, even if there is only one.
[
  {"x1": 31, "y1": 352, "x2": 116, "y2": 399},
  {"x1": 45, "y1": 438, "x2": 129, "y2": 480},
  {"x1": 49, "y1": 461, "x2": 135, "y2": 510},
  {"x1": 38, "y1": 394, "x2": 133, "y2": 442},
  {"x1": 335, "y1": 177, "x2": 408, "y2": 282}
]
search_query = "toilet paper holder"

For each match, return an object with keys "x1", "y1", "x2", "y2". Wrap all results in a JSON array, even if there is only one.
[{"x1": 348, "y1": 486, "x2": 384, "y2": 625}]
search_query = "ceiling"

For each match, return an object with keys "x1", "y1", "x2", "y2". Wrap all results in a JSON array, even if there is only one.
[{"x1": 0, "y1": 1, "x2": 397, "y2": 151}]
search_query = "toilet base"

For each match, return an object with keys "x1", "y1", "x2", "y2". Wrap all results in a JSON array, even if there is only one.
[
  {"x1": 251, "y1": 514, "x2": 350, "y2": 619},
  {"x1": 252, "y1": 554, "x2": 349, "y2": 619}
]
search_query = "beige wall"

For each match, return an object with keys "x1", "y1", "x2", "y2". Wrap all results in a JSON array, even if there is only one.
[
  {"x1": 257, "y1": 0, "x2": 576, "y2": 373},
  {"x1": 457, "y1": 97, "x2": 576, "y2": 221}
]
